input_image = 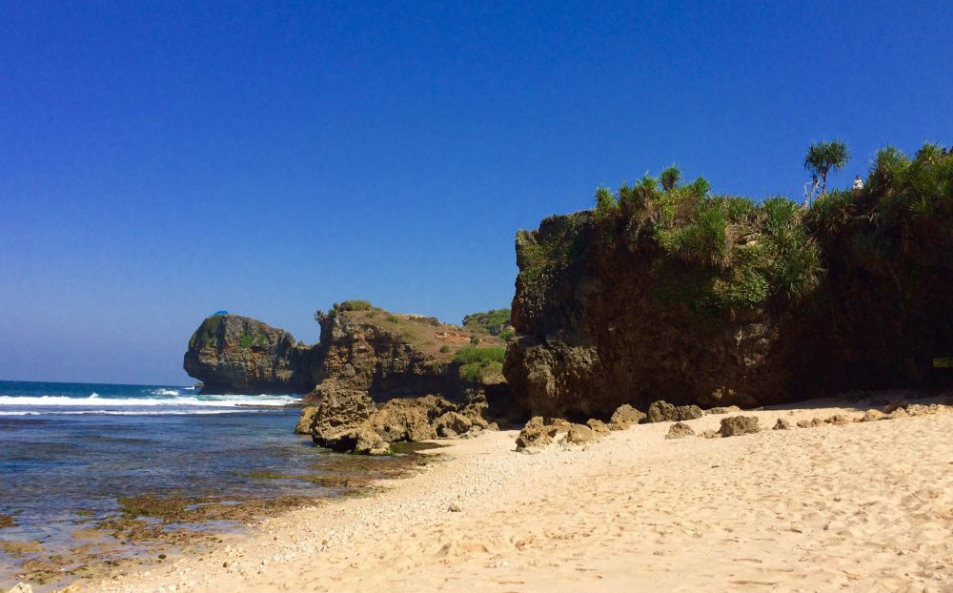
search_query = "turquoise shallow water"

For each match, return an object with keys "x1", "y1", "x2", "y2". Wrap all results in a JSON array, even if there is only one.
[{"x1": 0, "y1": 380, "x2": 339, "y2": 588}]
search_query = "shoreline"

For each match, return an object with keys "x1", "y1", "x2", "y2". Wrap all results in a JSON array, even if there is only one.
[{"x1": 58, "y1": 394, "x2": 953, "y2": 593}]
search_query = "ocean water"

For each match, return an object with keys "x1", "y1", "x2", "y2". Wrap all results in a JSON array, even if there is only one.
[{"x1": 0, "y1": 380, "x2": 342, "y2": 588}]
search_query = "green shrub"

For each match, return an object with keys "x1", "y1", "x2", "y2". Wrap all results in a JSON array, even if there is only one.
[
  {"x1": 439, "y1": 345, "x2": 451, "y2": 354},
  {"x1": 594, "y1": 186, "x2": 617, "y2": 219},
  {"x1": 453, "y1": 346, "x2": 506, "y2": 365},
  {"x1": 462, "y1": 309, "x2": 511, "y2": 335},
  {"x1": 660, "y1": 165, "x2": 682, "y2": 191}
]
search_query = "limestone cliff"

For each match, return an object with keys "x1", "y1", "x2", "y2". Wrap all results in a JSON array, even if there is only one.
[
  {"x1": 308, "y1": 306, "x2": 506, "y2": 404},
  {"x1": 503, "y1": 212, "x2": 798, "y2": 418},
  {"x1": 505, "y1": 146, "x2": 953, "y2": 418},
  {"x1": 301, "y1": 304, "x2": 512, "y2": 451},
  {"x1": 183, "y1": 315, "x2": 315, "y2": 394}
]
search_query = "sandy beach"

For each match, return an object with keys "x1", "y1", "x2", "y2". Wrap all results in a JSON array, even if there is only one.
[{"x1": 67, "y1": 398, "x2": 953, "y2": 593}]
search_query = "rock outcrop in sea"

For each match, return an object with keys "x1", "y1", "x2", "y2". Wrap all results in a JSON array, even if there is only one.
[
  {"x1": 301, "y1": 303, "x2": 509, "y2": 452},
  {"x1": 183, "y1": 315, "x2": 315, "y2": 394},
  {"x1": 185, "y1": 302, "x2": 512, "y2": 452}
]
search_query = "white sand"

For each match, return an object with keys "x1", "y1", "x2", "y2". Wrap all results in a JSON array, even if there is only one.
[{"x1": 74, "y1": 399, "x2": 953, "y2": 593}]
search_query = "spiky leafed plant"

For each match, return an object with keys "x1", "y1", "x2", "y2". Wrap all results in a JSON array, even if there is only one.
[
  {"x1": 660, "y1": 165, "x2": 682, "y2": 191},
  {"x1": 804, "y1": 140, "x2": 850, "y2": 206}
]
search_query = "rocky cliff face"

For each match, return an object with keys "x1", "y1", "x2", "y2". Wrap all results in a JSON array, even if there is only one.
[
  {"x1": 183, "y1": 315, "x2": 315, "y2": 394},
  {"x1": 308, "y1": 309, "x2": 504, "y2": 403},
  {"x1": 504, "y1": 213, "x2": 798, "y2": 418},
  {"x1": 505, "y1": 147, "x2": 953, "y2": 418},
  {"x1": 300, "y1": 306, "x2": 512, "y2": 451}
]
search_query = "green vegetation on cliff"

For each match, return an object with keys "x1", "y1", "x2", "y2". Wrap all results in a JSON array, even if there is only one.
[
  {"x1": 588, "y1": 166, "x2": 822, "y2": 321},
  {"x1": 454, "y1": 346, "x2": 506, "y2": 383},
  {"x1": 188, "y1": 315, "x2": 223, "y2": 349},
  {"x1": 507, "y1": 142, "x2": 953, "y2": 417},
  {"x1": 463, "y1": 308, "x2": 514, "y2": 340}
]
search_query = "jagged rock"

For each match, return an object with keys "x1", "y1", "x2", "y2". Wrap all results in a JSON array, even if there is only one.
[
  {"x1": 370, "y1": 395, "x2": 456, "y2": 442},
  {"x1": 861, "y1": 409, "x2": 886, "y2": 422},
  {"x1": 435, "y1": 411, "x2": 473, "y2": 436},
  {"x1": 609, "y1": 404, "x2": 646, "y2": 429},
  {"x1": 353, "y1": 427, "x2": 390, "y2": 456},
  {"x1": 829, "y1": 414, "x2": 852, "y2": 426},
  {"x1": 184, "y1": 315, "x2": 314, "y2": 394},
  {"x1": 565, "y1": 423, "x2": 598, "y2": 445},
  {"x1": 718, "y1": 416, "x2": 760, "y2": 437},
  {"x1": 515, "y1": 417, "x2": 570, "y2": 451},
  {"x1": 586, "y1": 418, "x2": 611, "y2": 434},
  {"x1": 887, "y1": 408, "x2": 909, "y2": 419},
  {"x1": 647, "y1": 401, "x2": 704, "y2": 423},
  {"x1": 773, "y1": 418, "x2": 791, "y2": 430},
  {"x1": 904, "y1": 403, "x2": 942, "y2": 416},
  {"x1": 647, "y1": 401, "x2": 676, "y2": 423},
  {"x1": 707, "y1": 405, "x2": 743, "y2": 415},
  {"x1": 665, "y1": 422, "x2": 695, "y2": 439},
  {"x1": 310, "y1": 389, "x2": 378, "y2": 451},
  {"x1": 294, "y1": 406, "x2": 319, "y2": 435},
  {"x1": 6, "y1": 583, "x2": 33, "y2": 593}
]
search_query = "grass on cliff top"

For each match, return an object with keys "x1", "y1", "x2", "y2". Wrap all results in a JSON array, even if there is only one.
[
  {"x1": 188, "y1": 315, "x2": 223, "y2": 348},
  {"x1": 563, "y1": 143, "x2": 953, "y2": 323},
  {"x1": 338, "y1": 308, "x2": 508, "y2": 362}
]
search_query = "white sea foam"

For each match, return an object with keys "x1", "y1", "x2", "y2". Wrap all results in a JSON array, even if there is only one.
[
  {"x1": 151, "y1": 388, "x2": 182, "y2": 396},
  {"x1": 0, "y1": 409, "x2": 274, "y2": 416},
  {"x1": 0, "y1": 394, "x2": 299, "y2": 408}
]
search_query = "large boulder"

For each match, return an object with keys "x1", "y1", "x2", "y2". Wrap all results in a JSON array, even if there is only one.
[
  {"x1": 294, "y1": 406, "x2": 319, "y2": 434},
  {"x1": 310, "y1": 388, "x2": 378, "y2": 451},
  {"x1": 609, "y1": 404, "x2": 646, "y2": 429}
]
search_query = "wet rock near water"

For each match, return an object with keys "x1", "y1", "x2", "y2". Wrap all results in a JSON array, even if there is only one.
[{"x1": 306, "y1": 389, "x2": 495, "y2": 454}]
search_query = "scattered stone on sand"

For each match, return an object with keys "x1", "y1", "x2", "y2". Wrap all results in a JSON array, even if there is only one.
[
  {"x1": 665, "y1": 422, "x2": 695, "y2": 439},
  {"x1": 887, "y1": 408, "x2": 909, "y2": 420},
  {"x1": 861, "y1": 409, "x2": 886, "y2": 422},
  {"x1": 829, "y1": 414, "x2": 852, "y2": 426},
  {"x1": 647, "y1": 400, "x2": 704, "y2": 423},
  {"x1": 608, "y1": 404, "x2": 646, "y2": 429},
  {"x1": 6, "y1": 583, "x2": 34, "y2": 593},
  {"x1": 699, "y1": 429, "x2": 720, "y2": 439},
  {"x1": 586, "y1": 418, "x2": 611, "y2": 434},
  {"x1": 565, "y1": 423, "x2": 600, "y2": 446},
  {"x1": 773, "y1": 418, "x2": 791, "y2": 430},
  {"x1": 707, "y1": 405, "x2": 742, "y2": 415},
  {"x1": 515, "y1": 417, "x2": 571, "y2": 452},
  {"x1": 447, "y1": 502, "x2": 462, "y2": 513},
  {"x1": 294, "y1": 406, "x2": 319, "y2": 434},
  {"x1": 718, "y1": 416, "x2": 760, "y2": 437}
]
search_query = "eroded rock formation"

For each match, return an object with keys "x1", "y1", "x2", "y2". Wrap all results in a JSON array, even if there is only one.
[{"x1": 183, "y1": 315, "x2": 315, "y2": 394}]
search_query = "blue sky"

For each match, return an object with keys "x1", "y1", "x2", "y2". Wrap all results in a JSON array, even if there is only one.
[{"x1": 2, "y1": 0, "x2": 951, "y2": 385}]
